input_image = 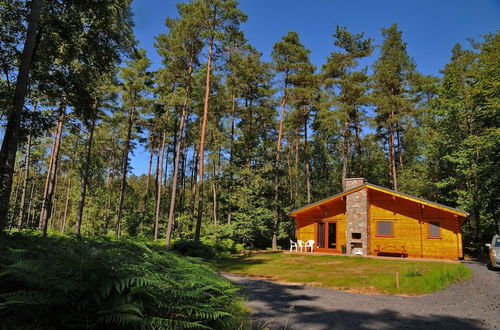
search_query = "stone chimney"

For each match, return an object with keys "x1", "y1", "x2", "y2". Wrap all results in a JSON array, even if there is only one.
[
  {"x1": 344, "y1": 178, "x2": 368, "y2": 255},
  {"x1": 344, "y1": 178, "x2": 366, "y2": 191}
]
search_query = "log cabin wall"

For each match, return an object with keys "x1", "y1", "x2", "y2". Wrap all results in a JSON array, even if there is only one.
[
  {"x1": 368, "y1": 189, "x2": 462, "y2": 260},
  {"x1": 296, "y1": 198, "x2": 346, "y2": 252}
]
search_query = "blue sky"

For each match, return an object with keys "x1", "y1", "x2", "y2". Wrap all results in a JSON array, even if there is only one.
[{"x1": 129, "y1": 0, "x2": 500, "y2": 175}]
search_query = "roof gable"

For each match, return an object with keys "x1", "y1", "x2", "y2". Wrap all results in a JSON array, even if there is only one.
[{"x1": 288, "y1": 183, "x2": 468, "y2": 217}]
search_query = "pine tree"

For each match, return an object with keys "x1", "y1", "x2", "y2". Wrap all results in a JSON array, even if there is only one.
[
  {"x1": 271, "y1": 31, "x2": 313, "y2": 249},
  {"x1": 155, "y1": 3, "x2": 204, "y2": 244},
  {"x1": 192, "y1": 0, "x2": 247, "y2": 242},
  {"x1": 115, "y1": 49, "x2": 152, "y2": 237},
  {"x1": 322, "y1": 26, "x2": 373, "y2": 187},
  {"x1": 372, "y1": 24, "x2": 416, "y2": 191}
]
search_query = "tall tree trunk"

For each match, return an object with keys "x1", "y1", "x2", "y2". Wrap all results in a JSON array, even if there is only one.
[
  {"x1": 165, "y1": 60, "x2": 193, "y2": 245},
  {"x1": 154, "y1": 131, "x2": 166, "y2": 241},
  {"x1": 140, "y1": 131, "x2": 156, "y2": 232},
  {"x1": 39, "y1": 133, "x2": 56, "y2": 230},
  {"x1": 39, "y1": 105, "x2": 65, "y2": 236},
  {"x1": 229, "y1": 84, "x2": 236, "y2": 169},
  {"x1": 396, "y1": 127, "x2": 403, "y2": 170},
  {"x1": 103, "y1": 163, "x2": 113, "y2": 234},
  {"x1": 115, "y1": 107, "x2": 135, "y2": 237},
  {"x1": 75, "y1": 115, "x2": 96, "y2": 235},
  {"x1": 388, "y1": 112, "x2": 398, "y2": 191},
  {"x1": 61, "y1": 177, "x2": 71, "y2": 233},
  {"x1": 293, "y1": 128, "x2": 300, "y2": 203},
  {"x1": 341, "y1": 118, "x2": 350, "y2": 190},
  {"x1": 189, "y1": 143, "x2": 199, "y2": 221},
  {"x1": 194, "y1": 38, "x2": 213, "y2": 242},
  {"x1": 227, "y1": 82, "x2": 236, "y2": 226},
  {"x1": 304, "y1": 112, "x2": 311, "y2": 204},
  {"x1": 286, "y1": 144, "x2": 293, "y2": 201},
  {"x1": 211, "y1": 160, "x2": 217, "y2": 226},
  {"x1": 17, "y1": 134, "x2": 31, "y2": 228},
  {"x1": 27, "y1": 180, "x2": 36, "y2": 228},
  {"x1": 354, "y1": 115, "x2": 363, "y2": 176},
  {"x1": 272, "y1": 87, "x2": 287, "y2": 250},
  {"x1": 0, "y1": 0, "x2": 43, "y2": 230},
  {"x1": 10, "y1": 168, "x2": 21, "y2": 227},
  {"x1": 179, "y1": 135, "x2": 188, "y2": 215}
]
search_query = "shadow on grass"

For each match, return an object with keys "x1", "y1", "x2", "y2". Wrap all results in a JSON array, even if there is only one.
[
  {"x1": 228, "y1": 275, "x2": 484, "y2": 330},
  {"x1": 216, "y1": 255, "x2": 269, "y2": 272}
]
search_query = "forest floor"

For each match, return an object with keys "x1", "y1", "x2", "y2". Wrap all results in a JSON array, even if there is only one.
[
  {"x1": 224, "y1": 260, "x2": 500, "y2": 329},
  {"x1": 216, "y1": 252, "x2": 471, "y2": 295}
]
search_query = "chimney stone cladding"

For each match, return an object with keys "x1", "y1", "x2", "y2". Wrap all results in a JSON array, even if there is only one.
[
  {"x1": 344, "y1": 178, "x2": 367, "y2": 190},
  {"x1": 344, "y1": 178, "x2": 368, "y2": 255}
]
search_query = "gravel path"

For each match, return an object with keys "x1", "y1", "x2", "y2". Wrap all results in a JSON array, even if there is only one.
[{"x1": 224, "y1": 261, "x2": 500, "y2": 329}]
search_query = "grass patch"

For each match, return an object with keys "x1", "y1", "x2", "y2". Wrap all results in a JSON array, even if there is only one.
[{"x1": 216, "y1": 252, "x2": 471, "y2": 295}]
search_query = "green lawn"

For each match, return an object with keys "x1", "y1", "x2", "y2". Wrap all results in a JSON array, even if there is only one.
[{"x1": 216, "y1": 252, "x2": 472, "y2": 295}]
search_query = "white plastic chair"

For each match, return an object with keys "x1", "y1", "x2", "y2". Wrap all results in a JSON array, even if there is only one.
[
  {"x1": 289, "y1": 239, "x2": 298, "y2": 252},
  {"x1": 297, "y1": 240, "x2": 305, "y2": 252},
  {"x1": 304, "y1": 240, "x2": 315, "y2": 253}
]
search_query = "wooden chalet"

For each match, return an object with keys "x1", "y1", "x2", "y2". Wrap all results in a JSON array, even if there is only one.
[{"x1": 288, "y1": 178, "x2": 468, "y2": 260}]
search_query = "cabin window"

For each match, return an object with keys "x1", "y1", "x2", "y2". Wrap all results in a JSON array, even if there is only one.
[
  {"x1": 428, "y1": 222, "x2": 441, "y2": 238},
  {"x1": 376, "y1": 221, "x2": 394, "y2": 237},
  {"x1": 352, "y1": 232, "x2": 361, "y2": 240}
]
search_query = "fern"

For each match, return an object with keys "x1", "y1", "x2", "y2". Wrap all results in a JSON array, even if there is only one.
[{"x1": 0, "y1": 232, "x2": 249, "y2": 329}]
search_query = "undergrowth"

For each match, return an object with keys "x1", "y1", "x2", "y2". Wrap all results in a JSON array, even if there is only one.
[{"x1": 0, "y1": 231, "x2": 248, "y2": 329}]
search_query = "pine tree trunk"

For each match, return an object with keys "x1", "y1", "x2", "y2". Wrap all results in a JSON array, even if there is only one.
[
  {"x1": 0, "y1": 0, "x2": 42, "y2": 230},
  {"x1": 140, "y1": 131, "x2": 156, "y2": 231},
  {"x1": 211, "y1": 161, "x2": 217, "y2": 226},
  {"x1": 61, "y1": 177, "x2": 71, "y2": 234},
  {"x1": 10, "y1": 169, "x2": 21, "y2": 227},
  {"x1": 341, "y1": 118, "x2": 350, "y2": 190},
  {"x1": 165, "y1": 60, "x2": 193, "y2": 244},
  {"x1": 39, "y1": 134, "x2": 56, "y2": 230},
  {"x1": 75, "y1": 115, "x2": 96, "y2": 235},
  {"x1": 388, "y1": 114, "x2": 398, "y2": 191},
  {"x1": 189, "y1": 143, "x2": 199, "y2": 221},
  {"x1": 154, "y1": 131, "x2": 166, "y2": 241},
  {"x1": 227, "y1": 83, "x2": 236, "y2": 225},
  {"x1": 115, "y1": 107, "x2": 135, "y2": 237},
  {"x1": 272, "y1": 87, "x2": 287, "y2": 250},
  {"x1": 179, "y1": 135, "x2": 188, "y2": 214},
  {"x1": 194, "y1": 38, "x2": 213, "y2": 242},
  {"x1": 304, "y1": 112, "x2": 311, "y2": 204},
  {"x1": 17, "y1": 134, "x2": 31, "y2": 228},
  {"x1": 286, "y1": 144, "x2": 293, "y2": 201},
  {"x1": 39, "y1": 105, "x2": 65, "y2": 236},
  {"x1": 294, "y1": 128, "x2": 299, "y2": 187},
  {"x1": 355, "y1": 116, "x2": 363, "y2": 176},
  {"x1": 27, "y1": 180, "x2": 36, "y2": 228},
  {"x1": 103, "y1": 163, "x2": 113, "y2": 234},
  {"x1": 396, "y1": 127, "x2": 403, "y2": 170}
]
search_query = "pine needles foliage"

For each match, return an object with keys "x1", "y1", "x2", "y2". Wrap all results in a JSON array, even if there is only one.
[{"x1": 0, "y1": 232, "x2": 249, "y2": 329}]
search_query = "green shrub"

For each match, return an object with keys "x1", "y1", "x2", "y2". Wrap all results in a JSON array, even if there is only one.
[
  {"x1": 170, "y1": 239, "x2": 218, "y2": 259},
  {"x1": 0, "y1": 232, "x2": 248, "y2": 329}
]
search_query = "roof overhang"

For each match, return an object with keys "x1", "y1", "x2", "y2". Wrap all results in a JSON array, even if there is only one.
[{"x1": 287, "y1": 183, "x2": 469, "y2": 218}]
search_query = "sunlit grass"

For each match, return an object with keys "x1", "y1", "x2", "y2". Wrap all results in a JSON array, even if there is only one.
[{"x1": 216, "y1": 252, "x2": 471, "y2": 295}]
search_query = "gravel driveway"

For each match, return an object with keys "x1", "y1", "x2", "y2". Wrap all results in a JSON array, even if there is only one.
[{"x1": 224, "y1": 261, "x2": 500, "y2": 329}]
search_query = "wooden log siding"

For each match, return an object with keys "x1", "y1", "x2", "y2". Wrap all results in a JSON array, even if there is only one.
[{"x1": 368, "y1": 190, "x2": 462, "y2": 260}]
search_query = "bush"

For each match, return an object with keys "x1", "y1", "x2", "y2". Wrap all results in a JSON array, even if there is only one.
[
  {"x1": 170, "y1": 239, "x2": 217, "y2": 259},
  {"x1": 0, "y1": 232, "x2": 248, "y2": 329}
]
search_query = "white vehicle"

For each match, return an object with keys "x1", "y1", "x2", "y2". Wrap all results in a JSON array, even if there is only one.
[{"x1": 485, "y1": 235, "x2": 500, "y2": 269}]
